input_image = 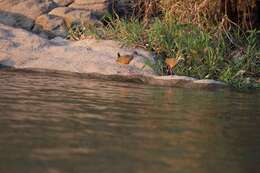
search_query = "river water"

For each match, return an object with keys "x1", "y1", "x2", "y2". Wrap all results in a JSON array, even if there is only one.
[{"x1": 0, "y1": 69, "x2": 259, "y2": 173}]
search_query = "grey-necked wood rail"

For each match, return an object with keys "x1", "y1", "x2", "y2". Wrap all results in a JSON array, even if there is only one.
[
  {"x1": 116, "y1": 51, "x2": 138, "y2": 65},
  {"x1": 165, "y1": 57, "x2": 178, "y2": 75}
]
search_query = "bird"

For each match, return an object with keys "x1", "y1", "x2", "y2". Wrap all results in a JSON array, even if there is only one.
[
  {"x1": 116, "y1": 51, "x2": 138, "y2": 65},
  {"x1": 165, "y1": 57, "x2": 178, "y2": 75}
]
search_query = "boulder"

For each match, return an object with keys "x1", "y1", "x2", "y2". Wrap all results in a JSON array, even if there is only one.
[
  {"x1": 53, "y1": 0, "x2": 74, "y2": 7},
  {"x1": 49, "y1": 7, "x2": 101, "y2": 27},
  {"x1": 49, "y1": 6, "x2": 72, "y2": 18},
  {"x1": 0, "y1": 0, "x2": 57, "y2": 30},
  {"x1": 69, "y1": 0, "x2": 109, "y2": 19},
  {"x1": 69, "y1": 0, "x2": 108, "y2": 11},
  {"x1": 33, "y1": 14, "x2": 68, "y2": 38},
  {"x1": 0, "y1": 0, "x2": 106, "y2": 38},
  {"x1": 0, "y1": 23, "x2": 155, "y2": 76}
]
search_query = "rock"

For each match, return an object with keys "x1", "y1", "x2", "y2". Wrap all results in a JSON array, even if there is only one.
[
  {"x1": 53, "y1": 0, "x2": 74, "y2": 7},
  {"x1": 49, "y1": 7, "x2": 101, "y2": 27},
  {"x1": 0, "y1": 0, "x2": 57, "y2": 30},
  {"x1": 0, "y1": 23, "x2": 155, "y2": 76},
  {"x1": 33, "y1": 14, "x2": 68, "y2": 38},
  {"x1": 69, "y1": 0, "x2": 109, "y2": 19},
  {"x1": 49, "y1": 7, "x2": 71, "y2": 18},
  {"x1": 149, "y1": 76, "x2": 196, "y2": 87},
  {"x1": 192, "y1": 79, "x2": 226, "y2": 89},
  {"x1": 146, "y1": 76, "x2": 226, "y2": 89},
  {"x1": 0, "y1": 0, "x2": 105, "y2": 38},
  {"x1": 69, "y1": 0, "x2": 108, "y2": 11}
]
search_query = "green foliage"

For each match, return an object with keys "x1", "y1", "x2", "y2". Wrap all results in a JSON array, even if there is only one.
[
  {"x1": 104, "y1": 17, "x2": 146, "y2": 46},
  {"x1": 67, "y1": 23, "x2": 104, "y2": 40},
  {"x1": 144, "y1": 57, "x2": 165, "y2": 75},
  {"x1": 66, "y1": 14, "x2": 259, "y2": 90},
  {"x1": 219, "y1": 30, "x2": 260, "y2": 89},
  {"x1": 147, "y1": 17, "x2": 224, "y2": 79}
]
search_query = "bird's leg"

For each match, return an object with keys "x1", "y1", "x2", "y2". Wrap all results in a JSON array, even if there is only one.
[
  {"x1": 166, "y1": 66, "x2": 169, "y2": 75},
  {"x1": 166, "y1": 66, "x2": 172, "y2": 75},
  {"x1": 170, "y1": 68, "x2": 173, "y2": 75}
]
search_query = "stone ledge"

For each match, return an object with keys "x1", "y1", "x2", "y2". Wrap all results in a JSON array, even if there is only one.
[{"x1": 0, "y1": 23, "x2": 226, "y2": 90}]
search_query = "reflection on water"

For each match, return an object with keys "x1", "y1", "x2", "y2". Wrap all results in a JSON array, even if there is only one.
[{"x1": 0, "y1": 69, "x2": 259, "y2": 173}]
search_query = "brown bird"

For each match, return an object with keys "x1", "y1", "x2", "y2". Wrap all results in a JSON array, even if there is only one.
[
  {"x1": 116, "y1": 51, "x2": 137, "y2": 65},
  {"x1": 165, "y1": 58, "x2": 178, "y2": 75}
]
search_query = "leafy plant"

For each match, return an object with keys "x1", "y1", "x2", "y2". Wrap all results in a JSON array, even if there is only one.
[{"x1": 66, "y1": 1, "x2": 259, "y2": 89}]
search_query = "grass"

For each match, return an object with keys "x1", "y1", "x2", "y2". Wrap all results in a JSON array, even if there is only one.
[
  {"x1": 133, "y1": 0, "x2": 258, "y2": 30},
  {"x1": 105, "y1": 17, "x2": 146, "y2": 45},
  {"x1": 67, "y1": 1, "x2": 259, "y2": 90},
  {"x1": 67, "y1": 22, "x2": 105, "y2": 40}
]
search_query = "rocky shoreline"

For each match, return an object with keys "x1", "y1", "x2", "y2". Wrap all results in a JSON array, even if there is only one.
[
  {"x1": 0, "y1": 0, "x2": 226, "y2": 89},
  {"x1": 0, "y1": 0, "x2": 109, "y2": 38}
]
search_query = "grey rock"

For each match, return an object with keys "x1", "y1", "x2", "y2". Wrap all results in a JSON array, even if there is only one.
[
  {"x1": 0, "y1": 23, "x2": 155, "y2": 76},
  {"x1": 69, "y1": 0, "x2": 109, "y2": 19},
  {"x1": 49, "y1": 7, "x2": 101, "y2": 28},
  {"x1": 33, "y1": 14, "x2": 68, "y2": 38},
  {"x1": 69, "y1": 0, "x2": 108, "y2": 11},
  {"x1": 0, "y1": 0, "x2": 57, "y2": 30},
  {"x1": 149, "y1": 75, "x2": 196, "y2": 87},
  {"x1": 53, "y1": 0, "x2": 74, "y2": 7},
  {"x1": 192, "y1": 79, "x2": 226, "y2": 88},
  {"x1": 0, "y1": 0, "x2": 106, "y2": 38}
]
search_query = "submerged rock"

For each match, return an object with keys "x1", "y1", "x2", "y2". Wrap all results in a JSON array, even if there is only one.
[{"x1": 53, "y1": 0, "x2": 74, "y2": 7}]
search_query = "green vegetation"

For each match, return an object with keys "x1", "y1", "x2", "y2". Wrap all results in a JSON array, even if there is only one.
[{"x1": 67, "y1": 0, "x2": 260, "y2": 90}]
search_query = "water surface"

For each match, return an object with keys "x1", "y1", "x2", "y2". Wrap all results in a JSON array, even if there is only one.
[{"x1": 0, "y1": 69, "x2": 259, "y2": 173}]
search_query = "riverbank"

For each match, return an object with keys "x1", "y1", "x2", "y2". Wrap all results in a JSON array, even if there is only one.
[
  {"x1": 0, "y1": 0, "x2": 259, "y2": 90},
  {"x1": 0, "y1": 23, "x2": 225, "y2": 89},
  {"x1": 67, "y1": 8, "x2": 259, "y2": 90}
]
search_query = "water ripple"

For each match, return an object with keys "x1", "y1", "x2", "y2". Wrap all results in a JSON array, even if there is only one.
[{"x1": 0, "y1": 69, "x2": 259, "y2": 173}]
